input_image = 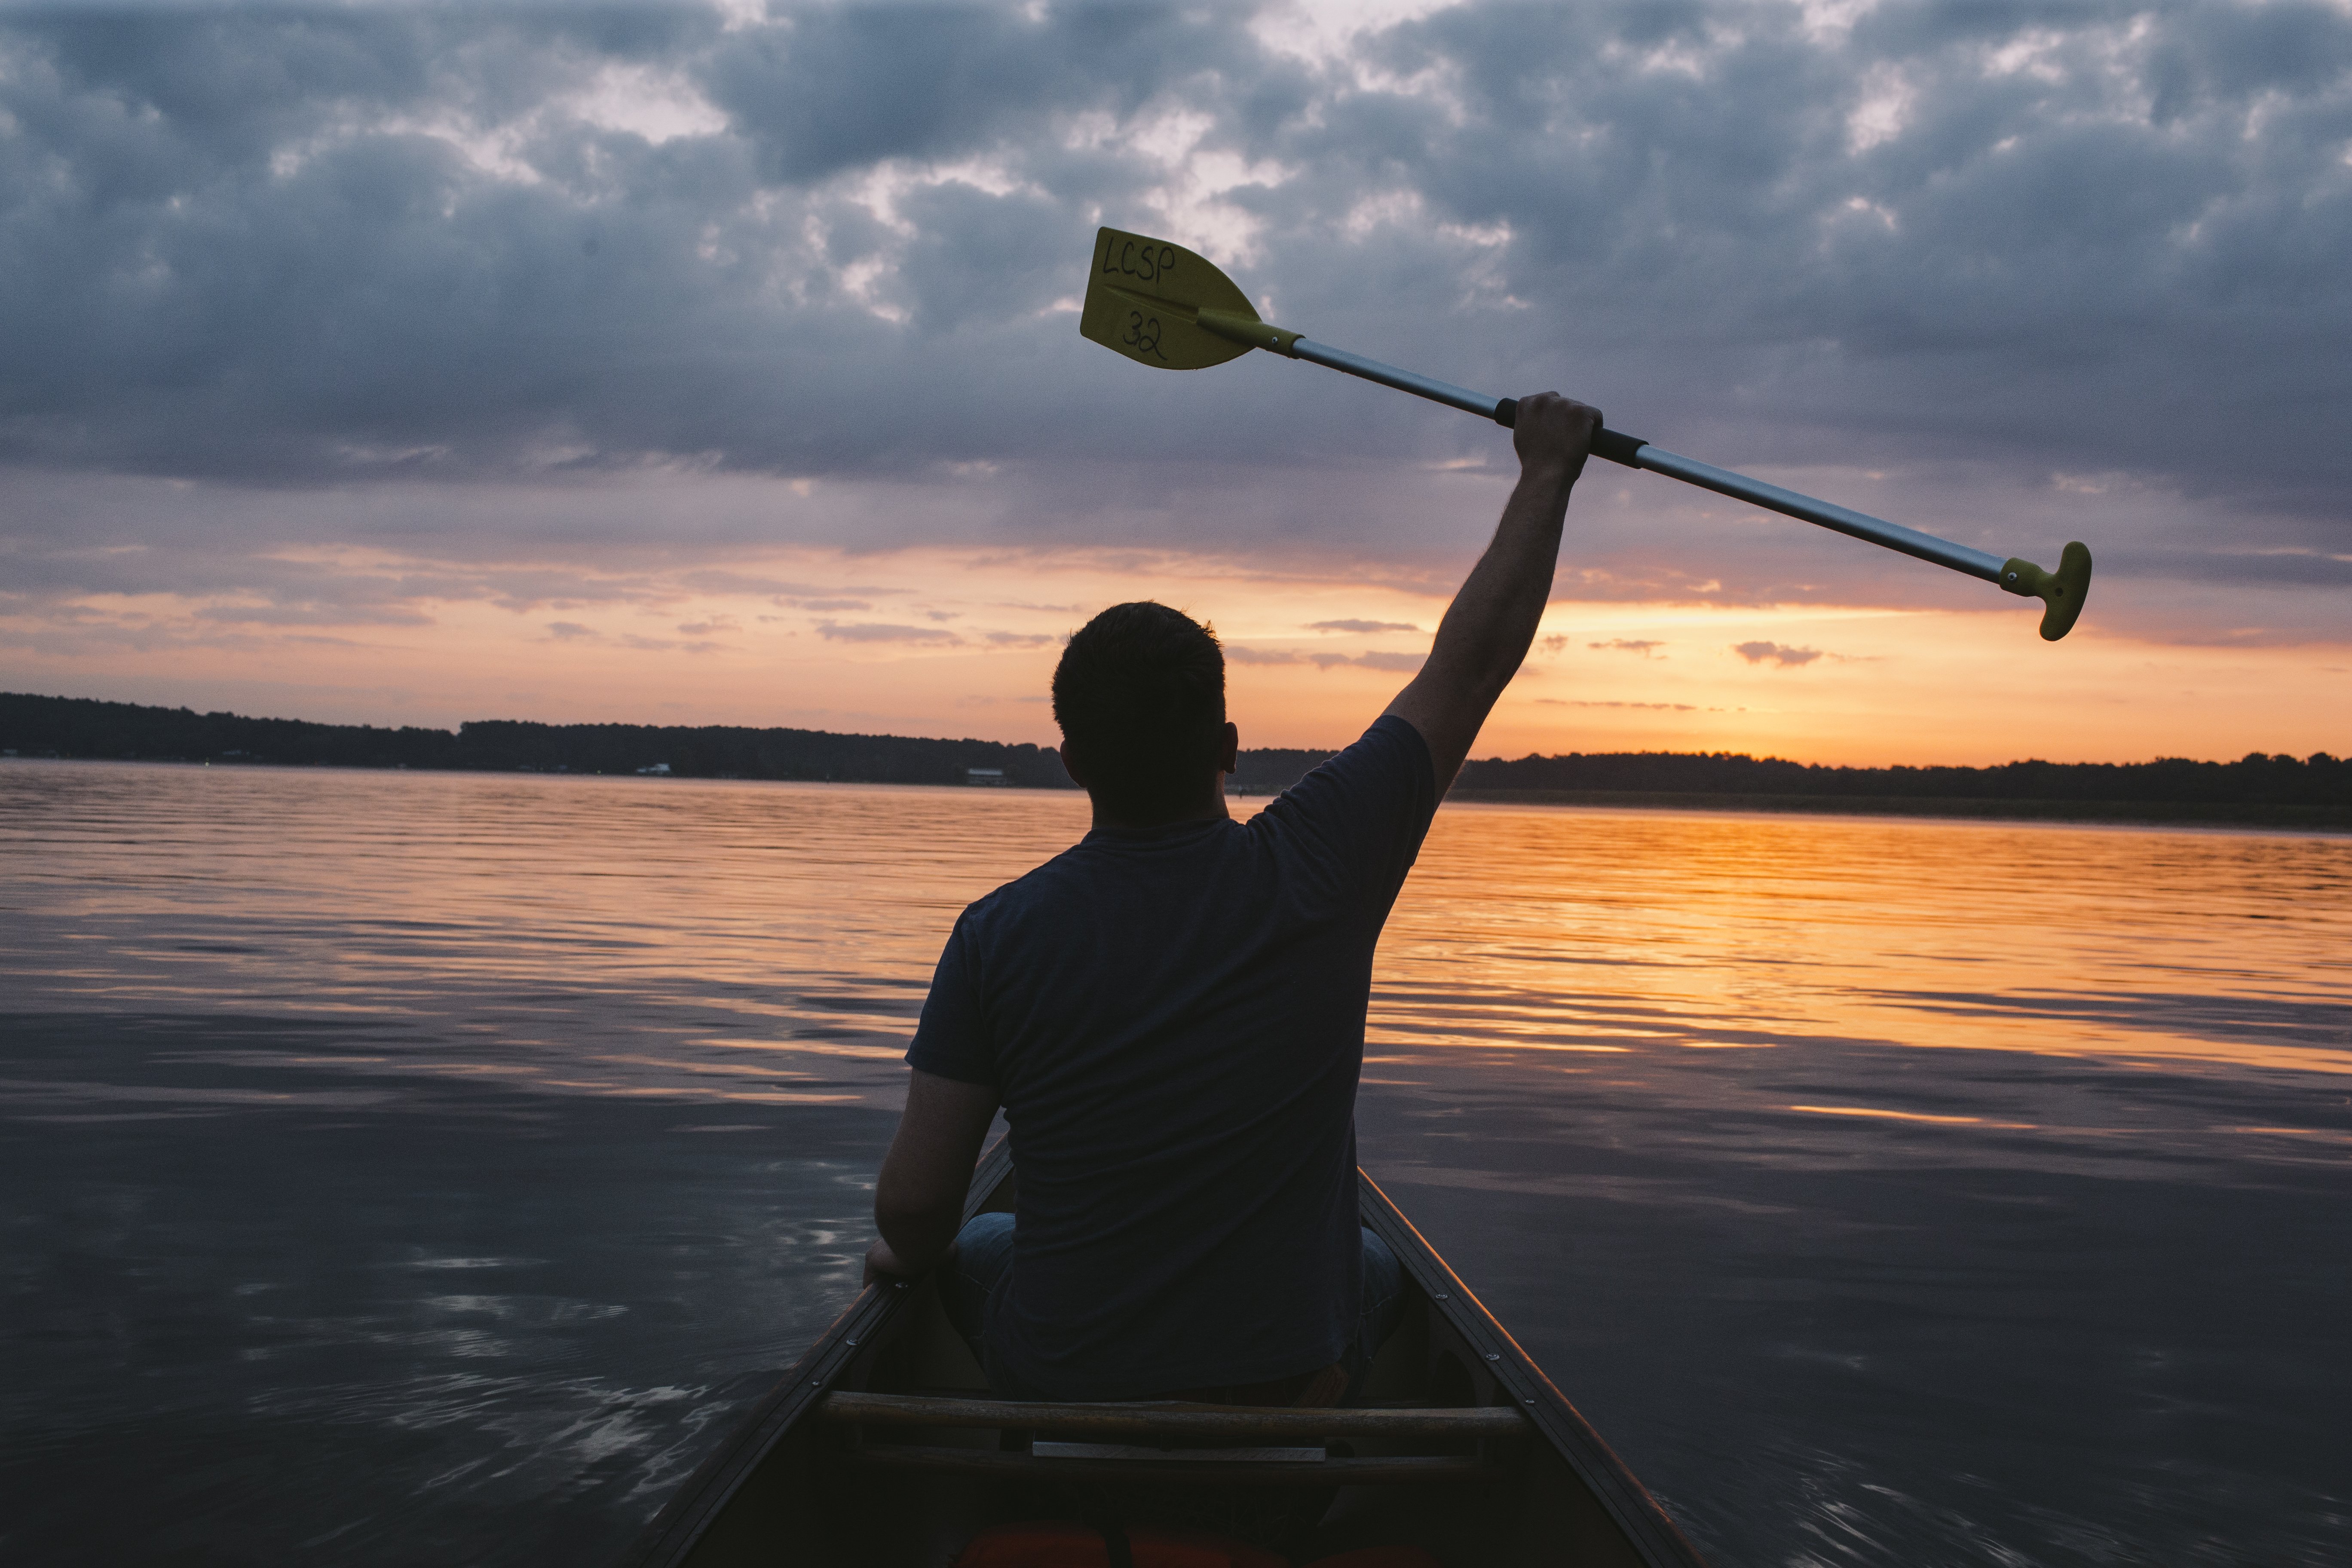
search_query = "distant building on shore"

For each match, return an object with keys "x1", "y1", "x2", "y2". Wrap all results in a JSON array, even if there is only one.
[
  {"x1": 636, "y1": 763, "x2": 671, "y2": 776},
  {"x1": 965, "y1": 767, "x2": 1007, "y2": 787}
]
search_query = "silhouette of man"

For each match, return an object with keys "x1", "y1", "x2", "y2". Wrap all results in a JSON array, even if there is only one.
[{"x1": 863, "y1": 394, "x2": 1601, "y2": 1403}]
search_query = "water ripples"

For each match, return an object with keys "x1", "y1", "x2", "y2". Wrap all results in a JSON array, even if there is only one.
[{"x1": 3, "y1": 760, "x2": 2347, "y2": 1564}]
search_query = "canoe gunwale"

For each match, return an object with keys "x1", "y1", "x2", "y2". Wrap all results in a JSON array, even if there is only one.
[
  {"x1": 1357, "y1": 1169, "x2": 1708, "y2": 1568},
  {"x1": 616, "y1": 1140, "x2": 1017, "y2": 1568}
]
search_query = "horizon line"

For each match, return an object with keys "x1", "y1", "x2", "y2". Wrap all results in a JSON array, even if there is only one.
[{"x1": 2, "y1": 689, "x2": 2340, "y2": 773}]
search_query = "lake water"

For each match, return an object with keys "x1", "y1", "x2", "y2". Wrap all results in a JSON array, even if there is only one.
[{"x1": 2, "y1": 759, "x2": 2346, "y2": 1566}]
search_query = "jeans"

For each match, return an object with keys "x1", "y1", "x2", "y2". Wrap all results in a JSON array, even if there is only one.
[{"x1": 936, "y1": 1210, "x2": 1406, "y2": 1402}]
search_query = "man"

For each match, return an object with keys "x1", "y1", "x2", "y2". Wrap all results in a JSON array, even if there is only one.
[{"x1": 862, "y1": 393, "x2": 1601, "y2": 1403}]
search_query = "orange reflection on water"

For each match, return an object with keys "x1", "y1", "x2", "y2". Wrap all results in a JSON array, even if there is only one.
[
  {"x1": 1372, "y1": 801, "x2": 2352, "y2": 1078},
  {"x1": 4, "y1": 761, "x2": 2347, "y2": 1110},
  {"x1": 1, "y1": 760, "x2": 1087, "y2": 1105}
]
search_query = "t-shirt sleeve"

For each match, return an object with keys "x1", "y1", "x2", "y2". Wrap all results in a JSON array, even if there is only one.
[
  {"x1": 904, "y1": 914, "x2": 998, "y2": 1086},
  {"x1": 1259, "y1": 714, "x2": 1439, "y2": 912}
]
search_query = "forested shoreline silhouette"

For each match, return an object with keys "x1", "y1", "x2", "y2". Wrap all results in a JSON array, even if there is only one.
[{"x1": 5, "y1": 691, "x2": 2343, "y2": 827}]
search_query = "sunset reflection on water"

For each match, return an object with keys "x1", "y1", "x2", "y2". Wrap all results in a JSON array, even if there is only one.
[
  {"x1": 1382, "y1": 801, "x2": 2352, "y2": 1079},
  {"x1": 9, "y1": 762, "x2": 2344, "y2": 1096},
  {"x1": 3, "y1": 760, "x2": 2347, "y2": 1565}
]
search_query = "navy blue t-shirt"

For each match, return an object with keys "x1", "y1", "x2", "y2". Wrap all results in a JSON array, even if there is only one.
[{"x1": 906, "y1": 716, "x2": 1438, "y2": 1400}]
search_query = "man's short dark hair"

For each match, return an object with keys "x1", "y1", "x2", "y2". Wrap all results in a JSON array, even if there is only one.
[{"x1": 1052, "y1": 602, "x2": 1227, "y2": 820}]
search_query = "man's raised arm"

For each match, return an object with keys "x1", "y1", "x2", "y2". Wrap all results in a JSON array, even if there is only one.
[{"x1": 1385, "y1": 392, "x2": 1601, "y2": 792}]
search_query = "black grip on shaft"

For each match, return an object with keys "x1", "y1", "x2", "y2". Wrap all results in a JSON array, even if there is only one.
[
  {"x1": 1495, "y1": 401, "x2": 1645, "y2": 466},
  {"x1": 1591, "y1": 426, "x2": 1647, "y2": 466}
]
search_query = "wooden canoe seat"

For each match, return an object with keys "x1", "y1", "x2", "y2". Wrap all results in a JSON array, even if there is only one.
[
  {"x1": 821, "y1": 1392, "x2": 1531, "y2": 1441},
  {"x1": 818, "y1": 1392, "x2": 1528, "y2": 1486}
]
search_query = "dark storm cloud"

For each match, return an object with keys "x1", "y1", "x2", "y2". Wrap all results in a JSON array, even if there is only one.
[
  {"x1": 0, "y1": 1, "x2": 1297, "y2": 484},
  {"x1": 0, "y1": 0, "x2": 2346, "y2": 620},
  {"x1": 1287, "y1": 1, "x2": 2352, "y2": 513},
  {"x1": 702, "y1": 3, "x2": 1258, "y2": 186}
]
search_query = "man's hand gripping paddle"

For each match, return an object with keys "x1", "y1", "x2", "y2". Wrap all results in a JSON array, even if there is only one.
[{"x1": 1080, "y1": 227, "x2": 2092, "y2": 640}]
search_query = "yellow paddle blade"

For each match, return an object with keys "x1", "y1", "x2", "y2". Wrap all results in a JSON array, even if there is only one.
[{"x1": 1079, "y1": 227, "x2": 1262, "y2": 371}]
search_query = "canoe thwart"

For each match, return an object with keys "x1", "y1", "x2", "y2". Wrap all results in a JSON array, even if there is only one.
[
  {"x1": 1032, "y1": 1441, "x2": 1326, "y2": 1463},
  {"x1": 843, "y1": 1445, "x2": 1496, "y2": 1487},
  {"x1": 818, "y1": 1390, "x2": 1532, "y2": 1442}
]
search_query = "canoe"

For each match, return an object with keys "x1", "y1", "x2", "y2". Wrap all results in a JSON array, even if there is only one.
[{"x1": 619, "y1": 1139, "x2": 1707, "y2": 1568}]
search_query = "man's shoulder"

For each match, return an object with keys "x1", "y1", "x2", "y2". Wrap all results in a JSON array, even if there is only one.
[
  {"x1": 959, "y1": 842, "x2": 1097, "y2": 931},
  {"x1": 959, "y1": 821, "x2": 1251, "y2": 943},
  {"x1": 1253, "y1": 715, "x2": 1433, "y2": 824},
  {"x1": 1333, "y1": 713, "x2": 1431, "y2": 779}
]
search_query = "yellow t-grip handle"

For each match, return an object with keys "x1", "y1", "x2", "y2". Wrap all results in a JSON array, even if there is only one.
[{"x1": 1999, "y1": 541, "x2": 2093, "y2": 641}]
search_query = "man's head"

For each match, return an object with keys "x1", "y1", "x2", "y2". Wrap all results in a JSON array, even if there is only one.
[{"x1": 1052, "y1": 602, "x2": 1236, "y2": 824}]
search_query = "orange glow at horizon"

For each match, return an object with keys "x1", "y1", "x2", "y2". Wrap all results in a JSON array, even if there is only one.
[{"x1": 4, "y1": 545, "x2": 2345, "y2": 767}]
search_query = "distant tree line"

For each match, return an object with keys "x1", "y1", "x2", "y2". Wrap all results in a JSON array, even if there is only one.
[
  {"x1": 0, "y1": 692, "x2": 1074, "y2": 788},
  {"x1": 3, "y1": 692, "x2": 2344, "y2": 811},
  {"x1": 1229, "y1": 748, "x2": 1338, "y2": 795},
  {"x1": 1452, "y1": 748, "x2": 2350, "y2": 808}
]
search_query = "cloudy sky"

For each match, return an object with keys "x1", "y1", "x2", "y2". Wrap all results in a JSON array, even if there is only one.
[{"x1": 2, "y1": 0, "x2": 2346, "y2": 764}]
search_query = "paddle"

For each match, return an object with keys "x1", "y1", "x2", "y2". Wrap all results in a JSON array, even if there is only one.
[{"x1": 1080, "y1": 227, "x2": 2092, "y2": 641}]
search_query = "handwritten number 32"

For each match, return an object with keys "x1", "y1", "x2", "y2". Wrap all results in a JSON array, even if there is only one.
[{"x1": 1122, "y1": 310, "x2": 1168, "y2": 361}]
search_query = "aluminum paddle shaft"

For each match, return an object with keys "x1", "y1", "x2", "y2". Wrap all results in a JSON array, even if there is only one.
[{"x1": 1190, "y1": 316, "x2": 2089, "y2": 640}]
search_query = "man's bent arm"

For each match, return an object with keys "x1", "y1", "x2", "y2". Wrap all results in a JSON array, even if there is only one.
[
  {"x1": 1386, "y1": 392, "x2": 1599, "y2": 792},
  {"x1": 867, "y1": 1068, "x2": 999, "y2": 1283}
]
